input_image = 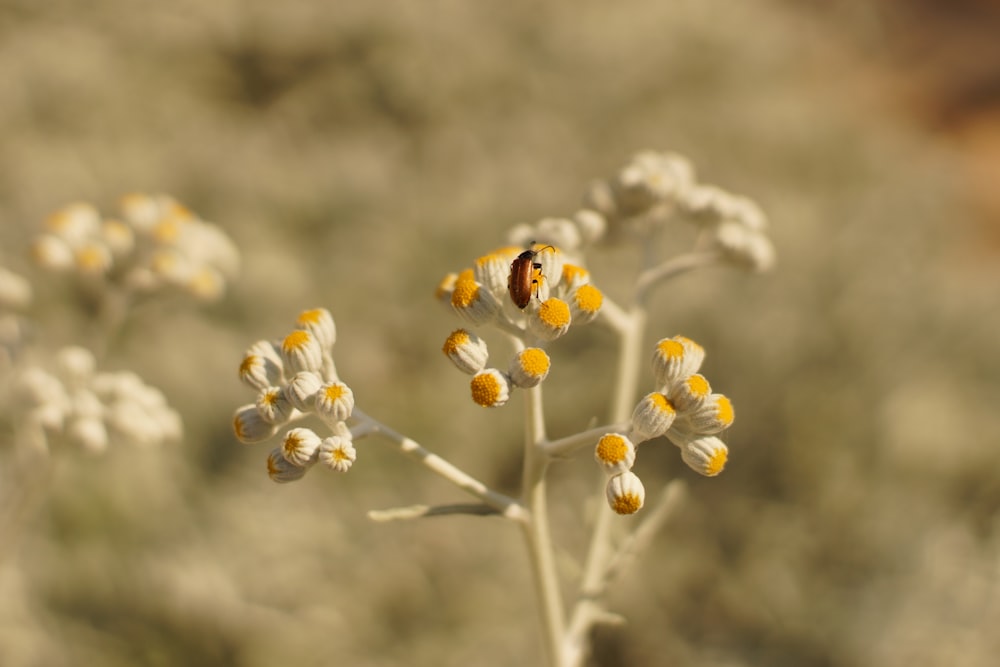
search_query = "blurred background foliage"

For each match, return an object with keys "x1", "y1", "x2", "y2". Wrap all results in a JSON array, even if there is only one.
[{"x1": 2, "y1": 0, "x2": 999, "y2": 665}]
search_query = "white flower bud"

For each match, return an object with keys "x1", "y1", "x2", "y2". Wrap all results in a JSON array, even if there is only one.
[
  {"x1": 68, "y1": 416, "x2": 109, "y2": 454},
  {"x1": 508, "y1": 348, "x2": 550, "y2": 388},
  {"x1": 715, "y1": 222, "x2": 775, "y2": 272},
  {"x1": 31, "y1": 235, "x2": 75, "y2": 271},
  {"x1": 451, "y1": 269, "x2": 502, "y2": 326},
  {"x1": 535, "y1": 218, "x2": 582, "y2": 252},
  {"x1": 281, "y1": 427, "x2": 322, "y2": 467},
  {"x1": 606, "y1": 471, "x2": 646, "y2": 515},
  {"x1": 295, "y1": 308, "x2": 337, "y2": 350},
  {"x1": 569, "y1": 284, "x2": 602, "y2": 325},
  {"x1": 285, "y1": 371, "x2": 323, "y2": 412},
  {"x1": 679, "y1": 393, "x2": 734, "y2": 435},
  {"x1": 652, "y1": 336, "x2": 705, "y2": 391},
  {"x1": 319, "y1": 435, "x2": 356, "y2": 472},
  {"x1": 74, "y1": 240, "x2": 113, "y2": 275},
  {"x1": 679, "y1": 435, "x2": 728, "y2": 477},
  {"x1": 255, "y1": 386, "x2": 295, "y2": 424},
  {"x1": 475, "y1": 248, "x2": 519, "y2": 304},
  {"x1": 469, "y1": 369, "x2": 511, "y2": 408},
  {"x1": 0, "y1": 267, "x2": 32, "y2": 309},
  {"x1": 527, "y1": 298, "x2": 571, "y2": 341},
  {"x1": 56, "y1": 346, "x2": 97, "y2": 385},
  {"x1": 669, "y1": 374, "x2": 712, "y2": 413},
  {"x1": 45, "y1": 202, "x2": 101, "y2": 242},
  {"x1": 266, "y1": 447, "x2": 309, "y2": 483},
  {"x1": 281, "y1": 330, "x2": 323, "y2": 374},
  {"x1": 442, "y1": 329, "x2": 489, "y2": 375},
  {"x1": 101, "y1": 219, "x2": 135, "y2": 257},
  {"x1": 630, "y1": 392, "x2": 677, "y2": 443},
  {"x1": 572, "y1": 209, "x2": 607, "y2": 245},
  {"x1": 594, "y1": 433, "x2": 636, "y2": 475},
  {"x1": 233, "y1": 404, "x2": 279, "y2": 444},
  {"x1": 239, "y1": 340, "x2": 284, "y2": 391},
  {"x1": 314, "y1": 381, "x2": 355, "y2": 424}
]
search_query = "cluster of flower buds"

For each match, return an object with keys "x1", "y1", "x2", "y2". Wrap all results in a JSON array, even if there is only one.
[
  {"x1": 10, "y1": 346, "x2": 182, "y2": 453},
  {"x1": 232, "y1": 308, "x2": 359, "y2": 482},
  {"x1": 596, "y1": 335, "x2": 733, "y2": 514},
  {"x1": 436, "y1": 242, "x2": 604, "y2": 408},
  {"x1": 0, "y1": 265, "x2": 32, "y2": 372},
  {"x1": 31, "y1": 194, "x2": 240, "y2": 301},
  {"x1": 548, "y1": 149, "x2": 774, "y2": 271}
]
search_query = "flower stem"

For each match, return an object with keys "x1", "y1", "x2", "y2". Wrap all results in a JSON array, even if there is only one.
[
  {"x1": 354, "y1": 409, "x2": 527, "y2": 521},
  {"x1": 520, "y1": 383, "x2": 566, "y2": 667},
  {"x1": 566, "y1": 302, "x2": 647, "y2": 666}
]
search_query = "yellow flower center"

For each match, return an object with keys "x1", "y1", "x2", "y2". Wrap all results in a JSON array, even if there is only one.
[
  {"x1": 611, "y1": 493, "x2": 642, "y2": 515},
  {"x1": 715, "y1": 395, "x2": 734, "y2": 426},
  {"x1": 657, "y1": 339, "x2": 684, "y2": 360},
  {"x1": 574, "y1": 284, "x2": 603, "y2": 313},
  {"x1": 650, "y1": 392, "x2": 675, "y2": 414},
  {"x1": 562, "y1": 264, "x2": 589, "y2": 283},
  {"x1": 297, "y1": 309, "x2": 325, "y2": 326},
  {"x1": 538, "y1": 298, "x2": 571, "y2": 328},
  {"x1": 324, "y1": 384, "x2": 347, "y2": 401},
  {"x1": 596, "y1": 434, "x2": 629, "y2": 465},
  {"x1": 451, "y1": 269, "x2": 480, "y2": 308},
  {"x1": 519, "y1": 348, "x2": 550, "y2": 377},
  {"x1": 442, "y1": 329, "x2": 471, "y2": 355},
  {"x1": 282, "y1": 330, "x2": 312, "y2": 353},
  {"x1": 705, "y1": 448, "x2": 727, "y2": 476},
  {"x1": 470, "y1": 372, "x2": 503, "y2": 407},
  {"x1": 686, "y1": 374, "x2": 710, "y2": 397}
]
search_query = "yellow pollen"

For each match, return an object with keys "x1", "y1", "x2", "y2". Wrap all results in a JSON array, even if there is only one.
[
  {"x1": 283, "y1": 432, "x2": 302, "y2": 454},
  {"x1": 475, "y1": 252, "x2": 502, "y2": 268},
  {"x1": 266, "y1": 455, "x2": 281, "y2": 476},
  {"x1": 611, "y1": 493, "x2": 642, "y2": 515},
  {"x1": 153, "y1": 219, "x2": 181, "y2": 243},
  {"x1": 324, "y1": 384, "x2": 346, "y2": 401},
  {"x1": 651, "y1": 393, "x2": 675, "y2": 414},
  {"x1": 574, "y1": 284, "x2": 603, "y2": 313},
  {"x1": 76, "y1": 245, "x2": 108, "y2": 271},
  {"x1": 263, "y1": 389, "x2": 280, "y2": 406},
  {"x1": 45, "y1": 210, "x2": 70, "y2": 231},
  {"x1": 164, "y1": 201, "x2": 194, "y2": 222},
  {"x1": 102, "y1": 219, "x2": 131, "y2": 242},
  {"x1": 596, "y1": 434, "x2": 629, "y2": 464},
  {"x1": 562, "y1": 264, "x2": 589, "y2": 282},
  {"x1": 282, "y1": 330, "x2": 311, "y2": 353},
  {"x1": 686, "y1": 374, "x2": 711, "y2": 397},
  {"x1": 188, "y1": 268, "x2": 222, "y2": 299},
  {"x1": 519, "y1": 348, "x2": 550, "y2": 376},
  {"x1": 120, "y1": 193, "x2": 146, "y2": 211},
  {"x1": 705, "y1": 449, "x2": 727, "y2": 476},
  {"x1": 239, "y1": 355, "x2": 258, "y2": 377},
  {"x1": 538, "y1": 298, "x2": 571, "y2": 328},
  {"x1": 443, "y1": 329, "x2": 471, "y2": 355},
  {"x1": 297, "y1": 308, "x2": 324, "y2": 326},
  {"x1": 332, "y1": 447, "x2": 351, "y2": 463},
  {"x1": 657, "y1": 339, "x2": 684, "y2": 360},
  {"x1": 715, "y1": 395, "x2": 735, "y2": 426},
  {"x1": 435, "y1": 273, "x2": 458, "y2": 299},
  {"x1": 233, "y1": 414, "x2": 246, "y2": 439},
  {"x1": 451, "y1": 269, "x2": 480, "y2": 308},
  {"x1": 470, "y1": 373, "x2": 502, "y2": 407}
]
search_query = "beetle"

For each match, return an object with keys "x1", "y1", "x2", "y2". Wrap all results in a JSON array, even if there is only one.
[{"x1": 508, "y1": 244, "x2": 555, "y2": 309}]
